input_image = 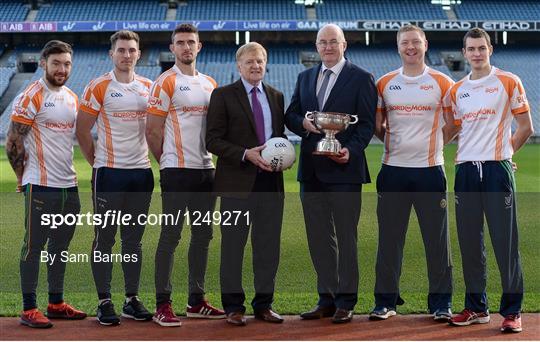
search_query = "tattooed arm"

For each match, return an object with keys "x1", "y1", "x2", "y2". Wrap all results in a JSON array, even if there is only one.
[{"x1": 6, "y1": 121, "x2": 31, "y2": 191}]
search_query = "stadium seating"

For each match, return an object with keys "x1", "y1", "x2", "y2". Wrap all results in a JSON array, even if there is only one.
[
  {"x1": 490, "y1": 47, "x2": 540, "y2": 129},
  {"x1": 197, "y1": 43, "x2": 308, "y2": 65},
  {"x1": 6, "y1": 0, "x2": 540, "y2": 23},
  {"x1": 0, "y1": 46, "x2": 162, "y2": 136},
  {"x1": 454, "y1": 0, "x2": 540, "y2": 20},
  {"x1": 145, "y1": 47, "x2": 162, "y2": 67},
  {"x1": 316, "y1": 0, "x2": 448, "y2": 20},
  {"x1": 176, "y1": 0, "x2": 307, "y2": 20},
  {"x1": 0, "y1": 0, "x2": 29, "y2": 22},
  {"x1": 0, "y1": 67, "x2": 16, "y2": 98},
  {"x1": 36, "y1": 0, "x2": 166, "y2": 21},
  {"x1": 198, "y1": 63, "x2": 236, "y2": 87},
  {"x1": 264, "y1": 64, "x2": 306, "y2": 103},
  {"x1": 1, "y1": 44, "x2": 538, "y2": 137},
  {"x1": 346, "y1": 46, "x2": 403, "y2": 78}
]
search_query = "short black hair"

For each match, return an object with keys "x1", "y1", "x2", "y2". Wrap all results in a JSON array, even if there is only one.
[
  {"x1": 463, "y1": 28, "x2": 491, "y2": 49},
  {"x1": 171, "y1": 23, "x2": 199, "y2": 42},
  {"x1": 40, "y1": 40, "x2": 73, "y2": 61}
]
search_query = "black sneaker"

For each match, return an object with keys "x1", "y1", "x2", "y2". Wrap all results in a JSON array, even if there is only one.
[
  {"x1": 433, "y1": 308, "x2": 452, "y2": 322},
  {"x1": 97, "y1": 300, "x2": 120, "y2": 326},
  {"x1": 369, "y1": 306, "x2": 397, "y2": 320},
  {"x1": 122, "y1": 296, "x2": 152, "y2": 321}
]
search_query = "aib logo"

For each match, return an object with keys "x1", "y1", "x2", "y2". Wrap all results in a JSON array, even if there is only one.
[
  {"x1": 111, "y1": 92, "x2": 123, "y2": 98},
  {"x1": 178, "y1": 86, "x2": 191, "y2": 91},
  {"x1": 389, "y1": 85, "x2": 401, "y2": 91},
  {"x1": 44, "y1": 102, "x2": 55, "y2": 107},
  {"x1": 459, "y1": 92, "x2": 470, "y2": 99}
]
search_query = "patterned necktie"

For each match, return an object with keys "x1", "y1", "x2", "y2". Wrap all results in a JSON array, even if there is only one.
[
  {"x1": 317, "y1": 69, "x2": 332, "y2": 110},
  {"x1": 251, "y1": 87, "x2": 265, "y2": 145}
]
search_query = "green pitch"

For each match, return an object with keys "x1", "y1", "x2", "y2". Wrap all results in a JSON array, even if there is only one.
[{"x1": 0, "y1": 144, "x2": 538, "y2": 316}]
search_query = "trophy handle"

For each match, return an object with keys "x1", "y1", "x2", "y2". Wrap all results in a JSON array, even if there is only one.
[
  {"x1": 349, "y1": 115, "x2": 359, "y2": 124},
  {"x1": 305, "y1": 111, "x2": 315, "y2": 121}
]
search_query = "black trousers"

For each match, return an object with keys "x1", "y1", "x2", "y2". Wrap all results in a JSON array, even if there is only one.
[
  {"x1": 220, "y1": 172, "x2": 284, "y2": 314},
  {"x1": 155, "y1": 168, "x2": 216, "y2": 307},
  {"x1": 374, "y1": 164, "x2": 453, "y2": 312},
  {"x1": 300, "y1": 178, "x2": 362, "y2": 311},
  {"x1": 455, "y1": 161, "x2": 523, "y2": 316},
  {"x1": 20, "y1": 184, "x2": 80, "y2": 310},
  {"x1": 91, "y1": 167, "x2": 154, "y2": 300}
]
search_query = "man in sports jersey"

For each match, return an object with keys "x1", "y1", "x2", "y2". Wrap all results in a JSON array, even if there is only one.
[
  {"x1": 76, "y1": 30, "x2": 154, "y2": 325},
  {"x1": 370, "y1": 25, "x2": 454, "y2": 322},
  {"x1": 444, "y1": 28, "x2": 533, "y2": 333},
  {"x1": 146, "y1": 23, "x2": 225, "y2": 327},
  {"x1": 6, "y1": 40, "x2": 87, "y2": 328}
]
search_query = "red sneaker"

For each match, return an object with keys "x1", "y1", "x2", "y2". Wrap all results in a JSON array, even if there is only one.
[
  {"x1": 186, "y1": 300, "x2": 226, "y2": 319},
  {"x1": 153, "y1": 302, "x2": 181, "y2": 327},
  {"x1": 20, "y1": 308, "x2": 53, "y2": 328},
  {"x1": 47, "y1": 302, "x2": 87, "y2": 320},
  {"x1": 450, "y1": 309, "x2": 490, "y2": 326},
  {"x1": 501, "y1": 314, "x2": 522, "y2": 333}
]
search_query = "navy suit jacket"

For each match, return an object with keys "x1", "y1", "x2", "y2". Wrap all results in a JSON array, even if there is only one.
[{"x1": 285, "y1": 60, "x2": 377, "y2": 184}]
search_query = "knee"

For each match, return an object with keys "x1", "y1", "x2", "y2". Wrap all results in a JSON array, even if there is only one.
[
  {"x1": 157, "y1": 229, "x2": 182, "y2": 250},
  {"x1": 191, "y1": 228, "x2": 213, "y2": 245},
  {"x1": 121, "y1": 239, "x2": 142, "y2": 253},
  {"x1": 92, "y1": 234, "x2": 115, "y2": 251},
  {"x1": 20, "y1": 246, "x2": 43, "y2": 262}
]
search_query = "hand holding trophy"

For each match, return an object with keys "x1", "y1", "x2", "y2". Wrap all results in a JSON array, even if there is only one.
[{"x1": 304, "y1": 111, "x2": 358, "y2": 156}]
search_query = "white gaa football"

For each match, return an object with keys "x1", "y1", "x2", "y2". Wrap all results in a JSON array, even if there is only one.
[{"x1": 261, "y1": 137, "x2": 296, "y2": 172}]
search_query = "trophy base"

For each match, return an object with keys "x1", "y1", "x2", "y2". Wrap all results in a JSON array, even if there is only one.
[
  {"x1": 313, "y1": 150, "x2": 341, "y2": 156},
  {"x1": 313, "y1": 138, "x2": 341, "y2": 156}
]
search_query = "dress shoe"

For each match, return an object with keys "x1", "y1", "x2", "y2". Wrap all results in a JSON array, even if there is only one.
[
  {"x1": 300, "y1": 305, "x2": 336, "y2": 320},
  {"x1": 254, "y1": 309, "x2": 284, "y2": 323},
  {"x1": 226, "y1": 312, "x2": 246, "y2": 326},
  {"x1": 332, "y1": 308, "x2": 353, "y2": 323}
]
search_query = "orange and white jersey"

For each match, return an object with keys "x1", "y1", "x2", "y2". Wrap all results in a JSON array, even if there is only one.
[
  {"x1": 10, "y1": 78, "x2": 78, "y2": 188},
  {"x1": 80, "y1": 71, "x2": 152, "y2": 169},
  {"x1": 147, "y1": 65, "x2": 216, "y2": 170},
  {"x1": 377, "y1": 67, "x2": 454, "y2": 167},
  {"x1": 446, "y1": 67, "x2": 530, "y2": 163}
]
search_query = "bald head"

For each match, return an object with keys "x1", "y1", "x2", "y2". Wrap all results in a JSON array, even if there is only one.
[
  {"x1": 316, "y1": 24, "x2": 347, "y2": 68},
  {"x1": 316, "y1": 24, "x2": 345, "y2": 43}
]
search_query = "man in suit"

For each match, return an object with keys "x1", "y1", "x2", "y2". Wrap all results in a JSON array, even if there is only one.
[
  {"x1": 285, "y1": 24, "x2": 377, "y2": 323},
  {"x1": 206, "y1": 42, "x2": 286, "y2": 326}
]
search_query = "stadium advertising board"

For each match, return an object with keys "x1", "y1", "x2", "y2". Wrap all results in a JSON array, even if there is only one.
[
  {"x1": 1, "y1": 20, "x2": 539, "y2": 33},
  {"x1": 358, "y1": 20, "x2": 539, "y2": 31}
]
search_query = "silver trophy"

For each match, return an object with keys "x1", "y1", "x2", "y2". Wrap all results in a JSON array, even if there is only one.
[{"x1": 305, "y1": 111, "x2": 358, "y2": 156}]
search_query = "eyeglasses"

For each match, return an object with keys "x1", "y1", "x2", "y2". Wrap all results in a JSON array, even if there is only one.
[{"x1": 316, "y1": 40, "x2": 341, "y2": 48}]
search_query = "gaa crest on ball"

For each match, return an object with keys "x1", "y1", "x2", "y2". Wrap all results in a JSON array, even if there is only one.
[{"x1": 261, "y1": 137, "x2": 296, "y2": 172}]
